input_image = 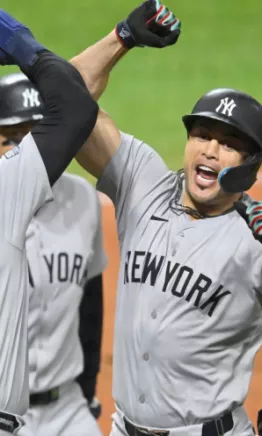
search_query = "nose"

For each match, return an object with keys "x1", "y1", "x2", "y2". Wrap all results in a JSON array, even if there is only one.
[{"x1": 203, "y1": 139, "x2": 219, "y2": 159}]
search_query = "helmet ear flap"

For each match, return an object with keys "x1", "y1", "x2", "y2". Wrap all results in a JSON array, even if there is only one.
[{"x1": 218, "y1": 153, "x2": 262, "y2": 193}]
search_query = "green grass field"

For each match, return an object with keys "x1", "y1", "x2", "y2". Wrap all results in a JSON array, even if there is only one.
[{"x1": 1, "y1": 0, "x2": 262, "y2": 183}]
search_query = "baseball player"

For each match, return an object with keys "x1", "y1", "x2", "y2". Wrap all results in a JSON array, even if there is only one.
[
  {"x1": 0, "y1": 73, "x2": 106, "y2": 436},
  {"x1": 71, "y1": 1, "x2": 262, "y2": 435},
  {"x1": 0, "y1": 8, "x2": 98, "y2": 436}
]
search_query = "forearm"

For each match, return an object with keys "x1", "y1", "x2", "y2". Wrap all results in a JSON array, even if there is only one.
[{"x1": 70, "y1": 30, "x2": 128, "y2": 101}]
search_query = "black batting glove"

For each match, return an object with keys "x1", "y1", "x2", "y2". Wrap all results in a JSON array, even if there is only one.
[
  {"x1": 234, "y1": 201, "x2": 262, "y2": 243},
  {"x1": 88, "y1": 396, "x2": 102, "y2": 420},
  {"x1": 115, "y1": 0, "x2": 181, "y2": 49}
]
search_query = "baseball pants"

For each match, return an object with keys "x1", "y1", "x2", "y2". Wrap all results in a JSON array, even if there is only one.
[
  {"x1": 109, "y1": 404, "x2": 255, "y2": 436},
  {"x1": 17, "y1": 381, "x2": 102, "y2": 436}
]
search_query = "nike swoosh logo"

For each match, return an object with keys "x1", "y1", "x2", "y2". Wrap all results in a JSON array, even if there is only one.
[{"x1": 150, "y1": 215, "x2": 169, "y2": 222}]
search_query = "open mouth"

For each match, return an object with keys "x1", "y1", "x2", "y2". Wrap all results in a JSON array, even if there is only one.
[{"x1": 195, "y1": 165, "x2": 218, "y2": 186}]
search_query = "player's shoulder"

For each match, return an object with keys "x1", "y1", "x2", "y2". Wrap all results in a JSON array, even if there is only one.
[
  {"x1": 61, "y1": 172, "x2": 95, "y2": 193},
  {"x1": 120, "y1": 131, "x2": 167, "y2": 162},
  {"x1": 59, "y1": 172, "x2": 100, "y2": 213}
]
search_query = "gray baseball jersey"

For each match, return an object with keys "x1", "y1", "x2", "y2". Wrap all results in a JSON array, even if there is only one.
[
  {"x1": 97, "y1": 132, "x2": 262, "y2": 429},
  {"x1": 0, "y1": 133, "x2": 52, "y2": 415},
  {"x1": 26, "y1": 173, "x2": 107, "y2": 393}
]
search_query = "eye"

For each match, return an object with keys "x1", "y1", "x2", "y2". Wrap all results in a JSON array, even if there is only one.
[
  {"x1": 198, "y1": 134, "x2": 210, "y2": 141},
  {"x1": 190, "y1": 128, "x2": 210, "y2": 141},
  {"x1": 222, "y1": 142, "x2": 234, "y2": 151}
]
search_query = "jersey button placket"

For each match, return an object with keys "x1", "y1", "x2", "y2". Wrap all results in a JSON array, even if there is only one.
[
  {"x1": 151, "y1": 310, "x2": 157, "y2": 319},
  {"x1": 143, "y1": 352, "x2": 149, "y2": 361},
  {"x1": 171, "y1": 230, "x2": 186, "y2": 256},
  {"x1": 139, "y1": 394, "x2": 146, "y2": 404}
]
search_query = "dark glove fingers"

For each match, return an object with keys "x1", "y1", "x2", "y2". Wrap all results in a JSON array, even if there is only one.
[
  {"x1": 157, "y1": 10, "x2": 174, "y2": 26},
  {"x1": 162, "y1": 29, "x2": 181, "y2": 47},
  {"x1": 147, "y1": 9, "x2": 181, "y2": 45},
  {"x1": 146, "y1": 5, "x2": 167, "y2": 27},
  {"x1": 246, "y1": 203, "x2": 262, "y2": 231},
  {"x1": 247, "y1": 202, "x2": 262, "y2": 215},
  {"x1": 250, "y1": 213, "x2": 262, "y2": 236},
  {"x1": 170, "y1": 18, "x2": 181, "y2": 31},
  {"x1": 143, "y1": 0, "x2": 161, "y2": 23}
]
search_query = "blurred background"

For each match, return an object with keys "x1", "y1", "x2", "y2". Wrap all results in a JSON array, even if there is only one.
[
  {"x1": 2, "y1": 1, "x2": 262, "y2": 433},
  {"x1": 1, "y1": 0, "x2": 262, "y2": 179}
]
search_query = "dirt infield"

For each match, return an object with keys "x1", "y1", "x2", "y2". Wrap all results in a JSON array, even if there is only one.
[{"x1": 96, "y1": 178, "x2": 262, "y2": 435}]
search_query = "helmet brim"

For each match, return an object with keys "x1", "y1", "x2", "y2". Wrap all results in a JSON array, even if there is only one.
[
  {"x1": 182, "y1": 112, "x2": 260, "y2": 151},
  {"x1": 0, "y1": 114, "x2": 44, "y2": 127},
  {"x1": 183, "y1": 111, "x2": 245, "y2": 135}
]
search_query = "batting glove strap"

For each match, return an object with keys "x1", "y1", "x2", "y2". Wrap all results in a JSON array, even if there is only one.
[
  {"x1": 0, "y1": 10, "x2": 46, "y2": 68},
  {"x1": 115, "y1": 21, "x2": 137, "y2": 49}
]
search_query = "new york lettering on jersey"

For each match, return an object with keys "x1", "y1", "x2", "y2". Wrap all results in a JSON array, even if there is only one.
[
  {"x1": 28, "y1": 251, "x2": 88, "y2": 287},
  {"x1": 124, "y1": 249, "x2": 231, "y2": 317}
]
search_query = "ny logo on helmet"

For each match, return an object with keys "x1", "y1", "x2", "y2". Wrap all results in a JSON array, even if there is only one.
[
  {"x1": 22, "y1": 88, "x2": 41, "y2": 108},
  {"x1": 215, "y1": 97, "x2": 237, "y2": 117}
]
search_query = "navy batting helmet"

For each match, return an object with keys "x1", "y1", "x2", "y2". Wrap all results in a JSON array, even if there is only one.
[
  {"x1": 182, "y1": 88, "x2": 262, "y2": 193},
  {"x1": 0, "y1": 72, "x2": 45, "y2": 126}
]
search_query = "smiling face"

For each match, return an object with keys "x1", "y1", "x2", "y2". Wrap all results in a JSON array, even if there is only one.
[{"x1": 183, "y1": 118, "x2": 257, "y2": 215}]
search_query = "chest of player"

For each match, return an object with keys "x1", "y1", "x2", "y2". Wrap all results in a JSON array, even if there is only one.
[
  {"x1": 26, "y1": 209, "x2": 94, "y2": 296},
  {"x1": 119, "y1": 207, "x2": 260, "y2": 332}
]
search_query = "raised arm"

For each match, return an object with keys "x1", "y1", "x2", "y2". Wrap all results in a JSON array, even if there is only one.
[
  {"x1": 71, "y1": 0, "x2": 181, "y2": 179},
  {"x1": 71, "y1": 32, "x2": 126, "y2": 178},
  {"x1": 0, "y1": 9, "x2": 98, "y2": 186},
  {"x1": 0, "y1": 10, "x2": 100, "y2": 246}
]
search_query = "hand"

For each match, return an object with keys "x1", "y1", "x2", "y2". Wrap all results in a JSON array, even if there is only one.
[
  {"x1": 234, "y1": 200, "x2": 262, "y2": 242},
  {"x1": 0, "y1": 9, "x2": 45, "y2": 68},
  {"x1": 115, "y1": 0, "x2": 181, "y2": 49},
  {"x1": 88, "y1": 396, "x2": 102, "y2": 420}
]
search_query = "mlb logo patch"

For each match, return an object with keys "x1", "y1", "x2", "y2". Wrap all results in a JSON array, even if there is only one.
[{"x1": 4, "y1": 146, "x2": 20, "y2": 159}]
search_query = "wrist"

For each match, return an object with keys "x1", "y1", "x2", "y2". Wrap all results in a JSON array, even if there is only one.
[
  {"x1": 115, "y1": 22, "x2": 136, "y2": 49},
  {"x1": 106, "y1": 30, "x2": 129, "y2": 63}
]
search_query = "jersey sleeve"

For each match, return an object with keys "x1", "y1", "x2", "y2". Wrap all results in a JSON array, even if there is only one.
[
  {"x1": 96, "y1": 131, "x2": 168, "y2": 236},
  {"x1": 88, "y1": 194, "x2": 107, "y2": 280},
  {"x1": 0, "y1": 132, "x2": 52, "y2": 249}
]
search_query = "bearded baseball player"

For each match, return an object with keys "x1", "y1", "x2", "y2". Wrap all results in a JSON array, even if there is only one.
[
  {"x1": 0, "y1": 73, "x2": 106, "y2": 436},
  {"x1": 0, "y1": 8, "x2": 98, "y2": 436},
  {"x1": 70, "y1": 0, "x2": 262, "y2": 435}
]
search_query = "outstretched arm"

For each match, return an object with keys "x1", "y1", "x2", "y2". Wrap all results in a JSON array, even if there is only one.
[
  {"x1": 71, "y1": 0, "x2": 181, "y2": 179},
  {"x1": 71, "y1": 32, "x2": 126, "y2": 178}
]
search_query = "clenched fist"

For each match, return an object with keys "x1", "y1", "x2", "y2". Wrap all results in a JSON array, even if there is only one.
[{"x1": 115, "y1": 0, "x2": 181, "y2": 49}]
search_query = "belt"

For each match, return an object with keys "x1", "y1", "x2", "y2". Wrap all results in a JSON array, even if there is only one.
[
  {"x1": 124, "y1": 412, "x2": 234, "y2": 436},
  {"x1": 30, "y1": 387, "x2": 59, "y2": 406},
  {"x1": 0, "y1": 411, "x2": 22, "y2": 434}
]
